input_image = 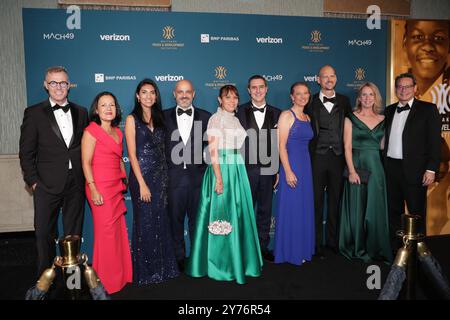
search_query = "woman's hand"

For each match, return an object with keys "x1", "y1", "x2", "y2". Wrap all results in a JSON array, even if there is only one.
[
  {"x1": 90, "y1": 188, "x2": 104, "y2": 206},
  {"x1": 286, "y1": 170, "x2": 298, "y2": 188},
  {"x1": 215, "y1": 179, "x2": 224, "y2": 194},
  {"x1": 349, "y1": 172, "x2": 361, "y2": 184},
  {"x1": 140, "y1": 183, "x2": 152, "y2": 202},
  {"x1": 273, "y1": 174, "x2": 279, "y2": 190}
]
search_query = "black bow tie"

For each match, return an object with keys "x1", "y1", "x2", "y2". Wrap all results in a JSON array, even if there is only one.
[
  {"x1": 397, "y1": 104, "x2": 411, "y2": 113},
  {"x1": 323, "y1": 96, "x2": 336, "y2": 104},
  {"x1": 52, "y1": 104, "x2": 70, "y2": 113},
  {"x1": 252, "y1": 106, "x2": 266, "y2": 113},
  {"x1": 177, "y1": 108, "x2": 193, "y2": 116}
]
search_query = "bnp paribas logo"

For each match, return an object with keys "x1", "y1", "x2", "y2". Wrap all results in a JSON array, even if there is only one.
[
  {"x1": 162, "y1": 26, "x2": 175, "y2": 40},
  {"x1": 355, "y1": 68, "x2": 366, "y2": 81},
  {"x1": 302, "y1": 29, "x2": 329, "y2": 52},
  {"x1": 215, "y1": 66, "x2": 227, "y2": 80},
  {"x1": 152, "y1": 25, "x2": 184, "y2": 50},
  {"x1": 205, "y1": 66, "x2": 235, "y2": 90},
  {"x1": 310, "y1": 30, "x2": 321, "y2": 43}
]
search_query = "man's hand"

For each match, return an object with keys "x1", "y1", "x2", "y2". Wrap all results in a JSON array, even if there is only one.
[{"x1": 422, "y1": 171, "x2": 435, "y2": 186}]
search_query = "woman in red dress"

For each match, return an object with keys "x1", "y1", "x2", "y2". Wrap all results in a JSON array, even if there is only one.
[{"x1": 81, "y1": 92, "x2": 132, "y2": 294}]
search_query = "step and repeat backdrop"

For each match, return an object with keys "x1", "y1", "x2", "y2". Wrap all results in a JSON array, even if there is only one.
[{"x1": 23, "y1": 8, "x2": 388, "y2": 256}]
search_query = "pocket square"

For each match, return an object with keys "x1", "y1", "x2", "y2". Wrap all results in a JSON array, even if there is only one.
[{"x1": 273, "y1": 124, "x2": 278, "y2": 128}]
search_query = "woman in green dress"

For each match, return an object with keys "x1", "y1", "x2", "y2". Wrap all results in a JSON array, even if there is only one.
[
  {"x1": 185, "y1": 85, "x2": 263, "y2": 284},
  {"x1": 339, "y1": 82, "x2": 393, "y2": 263}
]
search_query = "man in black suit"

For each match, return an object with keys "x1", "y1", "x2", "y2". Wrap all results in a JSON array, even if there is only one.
[
  {"x1": 305, "y1": 65, "x2": 352, "y2": 258},
  {"x1": 164, "y1": 79, "x2": 211, "y2": 272},
  {"x1": 237, "y1": 75, "x2": 281, "y2": 262},
  {"x1": 19, "y1": 66, "x2": 88, "y2": 276},
  {"x1": 384, "y1": 72, "x2": 441, "y2": 247}
]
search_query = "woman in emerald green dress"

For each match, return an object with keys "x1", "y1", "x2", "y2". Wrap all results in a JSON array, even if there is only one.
[
  {"x1": 339, "y1": 82, "x2": 393, "y2": 263},
  {"x1": 185, "y1": 85, "x2": 263, "y2": 284}
]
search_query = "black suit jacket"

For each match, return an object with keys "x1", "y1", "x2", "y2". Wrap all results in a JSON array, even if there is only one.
[
  {"x1": 305, "y1": 92, "x2": 352, "y2": 155},
  {"x1": 384, "y1": 99, "x2": 441, "y2": 184},
  {"x1": 19, "y1": 99, "x2": 88, "y2": 194},
  {"x1": 236, "y1": 101, "x2": 281, "y2": 172},
  {"x1": 163, "y1": 106, "x2": 211, "y2": 188}
]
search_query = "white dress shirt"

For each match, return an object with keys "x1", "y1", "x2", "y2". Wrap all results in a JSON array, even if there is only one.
[
  {"x1": 252, "y1": 103, "x2": 266, "y2": 129},
  {"x1": 176, "y1": 105, "x2": 194, "y2": 145},
  {"x1": 50, "y1": 98, "x2": 73, "y2": 169},
  {"x1": 387, "y1": 97, "x2": 414, "y2": 160},
  {"x1": 319, "y1": 91, "x2": 336, "y2": 113}
]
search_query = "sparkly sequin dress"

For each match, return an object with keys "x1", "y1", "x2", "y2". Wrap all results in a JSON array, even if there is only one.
[{"x1": 129, "y1": 115, "x2": 179, "y2": 284}]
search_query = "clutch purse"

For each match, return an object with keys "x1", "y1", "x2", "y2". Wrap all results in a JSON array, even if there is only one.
[
  {"x1": 208, "y1": 195, "x2": 232, "y2": 236},
  {"x1": 343, "y1": 167, "x2": 370, "y2": 184}
]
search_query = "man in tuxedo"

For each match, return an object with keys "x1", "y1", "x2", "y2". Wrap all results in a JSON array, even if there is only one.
[
  {"x1": 384, "y1": 72, "x2": 441, "y2": 247},
  {"x1": 19, "y1": 66, "x2": 88, "y2": 276},
  {"x1": 305, "y1": 65, "x2": 352, "y2": 258},
  {"x1": 237, "y1": 75, "x2": 281, "y2": 262},
  {"x1": 164, "y1": 79, "x2": 211, "y2": 272}
]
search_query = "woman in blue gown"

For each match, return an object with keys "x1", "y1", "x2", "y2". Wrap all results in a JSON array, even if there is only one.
[
  {"x1": 274, "y1": 82, "x2": 315, "y2": 265},
  {"x1": 125, "y1": 79, "x2": 179, "y2": 285}
]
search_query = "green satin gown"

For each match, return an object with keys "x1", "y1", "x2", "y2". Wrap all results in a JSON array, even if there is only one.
[
  {"x1": 186, "y1": 149, "x2": 263, "y2": 284},
  {"x1": 339, "y1": 114, "x2": 393, "y2": 263}
]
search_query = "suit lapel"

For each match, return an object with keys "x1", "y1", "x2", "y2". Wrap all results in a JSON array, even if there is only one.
[
  {"x1": 44, "y1": 103, "x2": 67, "y2": 148},
  {"x1": 403, "y1": 100, "x2": 419, "y2": 134},
  {"x1": 245, "y1": 106, "x2": 258, "y2": 131},
  {"x1": 169, "y1": 107, "x2": 181, "y2": 143},
  {"x1": 384, "y1": 104, "x2": 396, "y2": 154}
]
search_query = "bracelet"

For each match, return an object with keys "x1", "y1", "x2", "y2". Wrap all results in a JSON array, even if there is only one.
[{"x1": 87, "y1": 181, "x2": 95, "y2": 185}]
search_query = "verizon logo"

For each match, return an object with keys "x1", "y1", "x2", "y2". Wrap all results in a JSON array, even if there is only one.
[
  {"x1": 256, "y1": 36, "x2": 283, "y2": 44},
  {"x1": 99, "y1": 34, "x2": 131, "y2": 41},
  {"x1": 155, "y1": 74, "x2": 184, "y2": 81}
]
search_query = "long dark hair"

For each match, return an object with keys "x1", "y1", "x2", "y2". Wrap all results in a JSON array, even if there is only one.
[
  {"x1": 131, "y1": 79, "x2": 165, "y2": 128},
  {"x1": 89, "y1": 91, "x2": 122, "y2": 127}
]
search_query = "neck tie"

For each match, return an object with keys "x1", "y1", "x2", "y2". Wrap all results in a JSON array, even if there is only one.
[
  {"x1": 252, "y1": 106, "x2": 265, "y2": 113},
  {"x1": 323, "y1": 96, "x2": 336, "y2": 104},
  {"x1": 397, "y1": 104, "x2": 410, "y2": 113},
  {"x1": 177, "y1": 108, "x2": 192, "y2": 116},
  {"x1": 52, "y1": 104, "x2": 70, "y2": 113}
]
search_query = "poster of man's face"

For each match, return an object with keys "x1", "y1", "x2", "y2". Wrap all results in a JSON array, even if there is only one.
[{"x1": 390, "y1": 19, "x2": 450, "y2": 236}]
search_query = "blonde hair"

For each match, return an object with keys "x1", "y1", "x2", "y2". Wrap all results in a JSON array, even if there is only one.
[{"x1": 355, "y1": 82, "x2": 383, "y2": 114}]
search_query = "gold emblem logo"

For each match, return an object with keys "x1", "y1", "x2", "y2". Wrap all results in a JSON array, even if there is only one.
[
  {"x1": 162, "y1": 26, "x2": 175, "y2": 40},
  {"x1": 311, "y1": 30, "x2": 321, "y2": 43},
  {"x1": 215, "y1": 66, "x2": 227, "y2": 80},
  {"x1": 355, "y1": 68, "x2": 365, "y2": 81}
]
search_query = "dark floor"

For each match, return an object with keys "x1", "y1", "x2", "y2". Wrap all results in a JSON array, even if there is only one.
[{"x1": 1, "y1": 232, "x2": 449, "y2": 300}]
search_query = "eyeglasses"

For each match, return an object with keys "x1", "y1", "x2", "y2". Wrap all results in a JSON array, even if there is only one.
[
  {"x1": 47, "y1": 81, "x2": 69, "y2": 89},
  {"x1": 396, "y1": 84, "x2": 415, "y2": 90}
]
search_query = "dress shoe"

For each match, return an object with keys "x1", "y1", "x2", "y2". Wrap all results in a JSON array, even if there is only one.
[
  {"x1": 261, "y1": 250, "x2": 274, "y2": 262},
  {"x1": 315, "y1": 247, "x2": 326, "y2": 260},
  {"x1": 177, "y1": 259, "x2": 185, "y2": 273}
]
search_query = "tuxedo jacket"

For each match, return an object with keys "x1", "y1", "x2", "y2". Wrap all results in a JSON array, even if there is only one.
[
  {"x1": 236, "y1": 101, "x2": 281, "y2": 171},
  {"x1": 384, "y1": 99, "x2": 441, "y2": 184},
  {"x1": 163, "y1": 106, "x2": 211, "y2": 188},
  {"x1": 19, "y1": 99, "x2": 88, "y2": 194},
  {"x1": 305, "y1": 92, "x2": 352, "y2": 155}
]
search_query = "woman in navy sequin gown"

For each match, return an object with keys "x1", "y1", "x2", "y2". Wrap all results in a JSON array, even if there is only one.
[{"x1": 125, "y1": 79, "x2": 179, "y2": 284}]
